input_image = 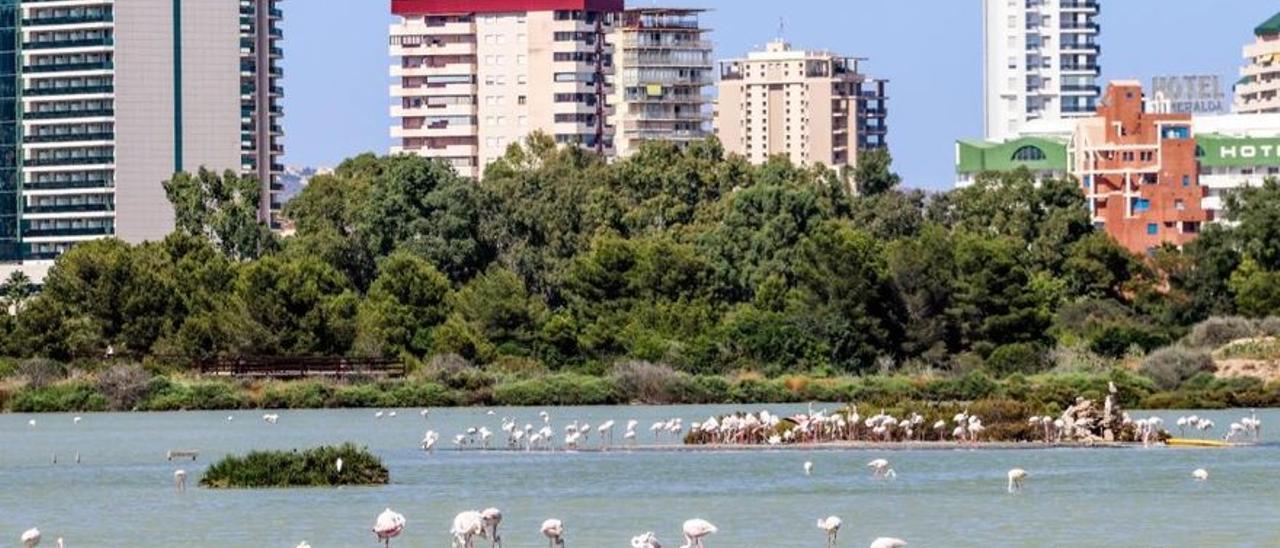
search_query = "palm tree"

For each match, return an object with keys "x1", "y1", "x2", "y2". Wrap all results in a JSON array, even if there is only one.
[{"x1": 1, "y1": 270, "x2": 33, "y2": 313}]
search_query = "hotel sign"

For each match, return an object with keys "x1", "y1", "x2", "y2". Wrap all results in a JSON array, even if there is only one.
[
  {"x1": 1151, "y1": 75, "x2": 1227, "y2": 115},
  {"x1": 1198, "y1": 136, "x2": 1280, "y2": 168}
]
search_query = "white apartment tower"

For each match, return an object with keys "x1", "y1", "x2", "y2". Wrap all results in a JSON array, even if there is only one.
[
  {"x1": 2, "y1": 0, "x2": 285, "y2": 279},
  {"x1": 982, "y1": 0, "x2": 1101, "y2": 141},
  {"x1": 610, "y1": 7, "x2": 712, "y2": 157},
  {"x1": 714, "y1": 40, "x2": 889, "y2": 169},
  {"x1": 389, "y1": 0, "x2": 623, "y2": 179},
  {"x1": 1235, "y1": 12, "x2": 1280, "y2": 114}
]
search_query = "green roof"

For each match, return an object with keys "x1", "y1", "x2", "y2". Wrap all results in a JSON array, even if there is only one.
[
  {"x1": 956, "y1": 136, "x2": 1069, "y2": 174},
  {"x1": 1256, "y1": 12, "x2": 1280, "y2": 36}
]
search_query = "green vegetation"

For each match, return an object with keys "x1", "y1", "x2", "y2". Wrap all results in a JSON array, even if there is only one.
[
  {"x1": 2, "y1": 136, "x2": 1280, "y2": 408},
  {"x1": 200, "y1": 443, "x2": 389, "y2": 489}
]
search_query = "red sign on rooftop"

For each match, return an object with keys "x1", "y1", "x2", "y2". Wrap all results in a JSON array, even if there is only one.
[{"x1": 392, "y1": 0, "x2": 624, "y2": 15}]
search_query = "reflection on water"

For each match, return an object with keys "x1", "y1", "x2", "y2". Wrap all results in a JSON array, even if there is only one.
[{"x1": 1, "y1": 406, "x2": 1278, "y2": 547}]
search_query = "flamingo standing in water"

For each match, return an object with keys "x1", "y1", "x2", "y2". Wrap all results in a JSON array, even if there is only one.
[
  {"x1": 870, "y1": 538, "x2": 907, "y2": 548},
  {"x1": 373, "y1": 508, "x2": 406, "y2": 548},
  {"x1": 174, "y1": 470, "x2": 187, "y2": 493},
  {"x1": 867, "y1": 459, "x2": 896, "y2": 479},
  {"x1": 452, "y1": 510, "x2": 485, "y2": 548},
  {"x1": 1007, "y1": 468, "x2": 1028, "y2": 493},
  {"x1": 540, "y1": 519, "x2": 565, "y2": 548},
  {"x1": 681, "y1": 519, "x2": 717, "y2": 548},
  {"x1": 632, "y1": 532, "x2": 663, "y2": 548},
  {"x1": 804, "y1": 461, "x2": 814, "y2": 476},
  {"x1": 21, "y1": 528, "x2": 40, "y2": 548},
  {"x1": 817, "y1": 516, "x2": 842, "y2": 548},
  {"x1": 1193, "y1": 468, "x2": 1209, "y2": 481},
  {"x1": 481, "y1": 508, "x2": 503, "y2": 547}
]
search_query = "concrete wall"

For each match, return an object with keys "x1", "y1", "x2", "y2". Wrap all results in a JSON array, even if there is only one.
[{"x1": 114, "y1": 0, "x2": 176, "y2": 243}]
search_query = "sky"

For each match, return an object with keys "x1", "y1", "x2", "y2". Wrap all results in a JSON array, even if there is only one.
[{"x1": 279, "y1": 1, "x2": 1279, "y2": 191}]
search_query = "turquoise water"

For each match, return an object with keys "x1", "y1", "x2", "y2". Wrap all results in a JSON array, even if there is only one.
[{"x1": 1, "y1": 406, "x2": 1277, "y2": 547}]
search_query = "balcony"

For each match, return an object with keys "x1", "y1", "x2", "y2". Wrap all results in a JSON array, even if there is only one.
[
  {"x1": 23, "y1": 226, "x2": 114, "y2": 238},
  {"x1": 1059, "y1": 21, "x2": 1100, "y2": 32},
  {"x1": 24, "y1": 202, "x2": 113, "y2": 215},
  {"x1": 1060, "y1": 0, "x2": 1099, "y2": 9},
  {"x1": 24, "y1": 61, "x2": 114, "y2": 73},
  {"x1": 24, "y1": 155, "x2": 114, "y2": 167},
  {"x1": 24, "y1": 132, "x2": 114, "y2": 144},
  {"x1": 23, "y1": 85, "x2": 113, "y2": 97},
  {"x1": 22, "y1": 13, "x2": 114, "y2": 27},
  {"x1": 23, "y1": 37, "x2": 114, "y2": 51},
  {"x1": 24, "y1": 109, "x2": 115, "y2": 120},
  {"x1": 22, "y1": 179, "x2": 112, "y2": 191}
]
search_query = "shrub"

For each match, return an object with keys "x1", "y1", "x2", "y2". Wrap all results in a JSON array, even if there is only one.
[
  {"x1": 385, "y1": 381, "x2": 456, "y2": 407},
  {"x1": 259, "y1": 381, "x2": 334, "y2": 409},
  {"x1": 663, "y1": 374, "x2": 730, "y2": 404},
  {"x1": 16, "y1": 358, "x2": 65, "y2": 389},
  {"x1": 492, "y1": 374, "x2": 620, "y2": 406},
  {"x1": 96, "y1": 363, "x2": 152, "y2": 411},
  {"x1": 1140, "y1": 347, "x2": 1215, "y2": 390},
  {"x1": 729, "y1": 377, "x2": 795, "y2": 403},
  {"x1": 200, "y1": 443, "x2": 388, "y2": 488},
  {"x1": 330, "y1": 384, "x2": 389, "y2": 408},
  {"x1": 1088, "y1": 325, "x2": 1170, "y2": 359},
  {"x1": 612, "y1": 360, "x2": 681, "y2": 404},
  {"x1": 143, "y1": 380, "x2": 247, "y2": 411},
  {"x1": 1258, "y1": 317, "x2": 1280, "y2": 338},
  {"x1": 985, "y1": 343, "x2": 1048, "y2": 376},
  {"x1": 10, "y1": 381, "x2": 106, "y2": 412},
  {"x1": 1184, "y1": 317, "x2": 1256, "y2": 349}
]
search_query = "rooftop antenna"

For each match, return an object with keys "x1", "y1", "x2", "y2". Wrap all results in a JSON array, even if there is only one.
[{"x1": 777, "y1": 17, "x2": 786, "y2": 40}]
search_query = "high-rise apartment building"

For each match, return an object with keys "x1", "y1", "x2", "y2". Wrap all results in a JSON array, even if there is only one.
[
  {"x1": 610, "y1": 7, "x2": 712, "y2": 157},
  {"x1": 714, "y1": 40, "x2": 888, "y2": 169},
  {"x1": 0, "y1": 0, "x2": 284, "y2": 280},
  {"x1": 1234, "y1": 12, "x2": 1280, "y2": 114},
  {"x1": 389, "y1": 0, "x2": 623, "y2": 179},
  {"x1": 982, "y1": 0, "x2": 1101, "y2": 141}
]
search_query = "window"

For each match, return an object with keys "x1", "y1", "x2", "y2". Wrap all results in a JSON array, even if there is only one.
[
  {"x1": 1175, "y1": 199, "x2": 1185, "y2": 211},
  {"x1": 1182, "y1": 175, "x2": 1191, "y2": 187},
  {"x1": 1147, "y1": 223, "x2": 1158, "y2": 235},
  {"x1": 1133, "y1": 198, "x2": 1151, "y2": 213},
  {"x1": 1012, "y1": 146, "x2": 1046, "y2": 162}
]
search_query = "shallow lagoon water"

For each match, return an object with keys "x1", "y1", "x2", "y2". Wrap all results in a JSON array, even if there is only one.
[{"x1": 1, "y1": 406, "x2": 1278, "y2": 547}]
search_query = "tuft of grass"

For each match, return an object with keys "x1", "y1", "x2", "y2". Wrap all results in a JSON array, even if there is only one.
[{"x1": 200, "y1": 443, "x2": 389, "y2": 489}]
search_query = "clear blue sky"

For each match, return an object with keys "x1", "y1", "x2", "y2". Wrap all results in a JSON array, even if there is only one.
[{"x1": 280, "y1": 1, "x2": 1278, "y2": 190}]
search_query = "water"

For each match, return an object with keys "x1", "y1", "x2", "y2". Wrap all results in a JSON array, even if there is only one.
[{"x1": 1, "y1": 406, "x2": 1278, "y2": 547}]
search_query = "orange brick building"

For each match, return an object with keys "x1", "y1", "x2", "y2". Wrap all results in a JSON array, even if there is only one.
[{"x1": 1072, "y1": 82, "x2": 1208, "y2": 254}]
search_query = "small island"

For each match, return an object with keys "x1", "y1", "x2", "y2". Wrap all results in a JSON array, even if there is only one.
[{"x1": 200, "y1": 443, "x2": 389, "y2": 489}]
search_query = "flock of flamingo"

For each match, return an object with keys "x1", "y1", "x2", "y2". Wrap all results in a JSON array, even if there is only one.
[
  {"x1": 365, "y1": 507, "x2": 904, "y2": 548},
  {"x1": 14, "y1": 406, "x2": 1265, "y2": 547}
]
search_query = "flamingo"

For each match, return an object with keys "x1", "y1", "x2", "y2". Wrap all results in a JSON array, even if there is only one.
[
  {"x1": 598, "y1": 420, "x2": 616, "y2": 448},
  {"x1": 336, "y1": 458, "x2": 344, "y2": 474},
  {"x1": 297, "y1": 543, "x2": 311, "y2": 548},
  {"x1": 804, "y1": 461, "x2": 814, "y2": 476},
  {"x1": 262, "y1": 413, "x2": 279, "y2": 424},
  {"x1": 72, "y1": 416, "x2": 81, "y2": 425},
  {"x1": 28, "y1": 419, "x2": 36, "y2": 427},
  {"x1": 867, "y1": 459, "x2": 896, "y2": 479},
  {"x1": 420, "y1": 409, "x2": 430, "y2": 418},
  {"x1": 375, "y1": 411, "x2": 385, "y2": 419},
  {"x1": 870, "y1": 538, "x2": 907, "y2": 548},
  {"x1": 1193, "y1": 468, "x2": 1209, "y2": 481},
  {"x1": 681, "y1": 519, "x2": 717, "y2": 548},
  {"x1": 21, "y1": 528, "x2": 40, "y2": 548},
  {"x1": 174, "y1": 469, "x2": 187, "y2": 493},
  {"x1": 451, "y1": 510, "x2": 485, "y2": 548},
  {"x1": 632, "y1": 532, "x2": 663, "y2": 548},
  {"x1": 541, "y1": 519, "x2": 565, "y2": 548},
  {"x1": 1007, "y1": 468, "x2": 1028, "y2": 493},
  {"x1": 817, "y1": 516, "x2": 842, "y2": 548},
  {"x1": 422, "y1": 430, "x2": 440, "y2": 453},
  {"x1": 373, "y1": 508, "x2": 406, "y2": 547},
  {"x1": 481, "y1": 508, "x2": 503, "y2": 547}
]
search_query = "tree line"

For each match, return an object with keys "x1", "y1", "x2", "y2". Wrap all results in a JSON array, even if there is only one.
[{"x1": 2, "y1": 134, "x2": 1279, "y2": 380}]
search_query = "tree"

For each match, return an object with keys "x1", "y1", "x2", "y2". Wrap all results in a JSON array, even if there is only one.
[
  {"x1": 853, "y1": 149, "x2": 901, "y2": 196},
  {"x1": 164, "y1": 168, "x2": 277, "y2": 260},
  {"x1": 1226, "y1": 177, "x2": 1280, "y2": 270},
  {"x1": 234, "y1": 255, "x2": 358, "y2": 355},
  {"x1": 787, "y1": 221, "x2": 903, "y2": 372},
  {"x1": 1, "y1": 270, "x2": 33, "y2": 313},
  {"x1": 354, "y1": 252, "x2": 451, "y2": 357},
  {"x1": 1229, "y1": 258, "x2": 1280, "y2": 318},
  {"x1": 886, "y1": 224, "x2": 957, "y2": 362}
]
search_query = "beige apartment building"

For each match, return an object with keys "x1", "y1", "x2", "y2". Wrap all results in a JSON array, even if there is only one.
[
  {"x1": 389, "y1": 0, "x2": 622, "y2": 179},
  {"x1": 1235, "y1": 12, "x2": 1280, "y2": 114},
  {"x1": 610, "y1": 7, "x2": 712, "y2": 157},
  {"x1": 714, "y1": 40, "x2": 888, "y2": 169}
]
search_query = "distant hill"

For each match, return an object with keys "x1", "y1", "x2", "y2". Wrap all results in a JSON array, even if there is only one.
[{"x1": 278, "y1": 166, "x2": 330, "y2": 204}]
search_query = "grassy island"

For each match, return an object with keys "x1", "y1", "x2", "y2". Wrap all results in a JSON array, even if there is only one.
[{"x1": 200, "y1": 443, "x2": 389, "y2": 489}]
